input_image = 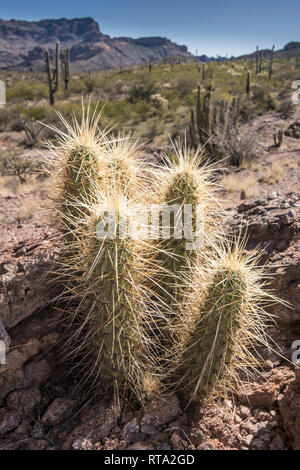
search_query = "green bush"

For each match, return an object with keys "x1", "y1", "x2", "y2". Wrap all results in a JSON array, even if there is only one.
[
  {"x1": 129, "y1": 75, "x2": 156, "y2": 101},
  {"x1": 7, "y1": 82, "x2": 34, "y2": 102}
]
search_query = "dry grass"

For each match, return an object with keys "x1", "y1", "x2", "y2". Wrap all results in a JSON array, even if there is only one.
[
  {"x1": 260, "y1": 162, "x2": 284, "y2": 185},
  {"x1": 250, "y1": 162, "x2": 262, "y2": 172},
  {"x1": 222, "y1": 173, "x2": 258, "y2": 198},
  {"x1": 14, "y1": 200, "x2": 38, "y2": 223},
  {"x1": 284, "y1": 159, "x2": 299, "y2": 170},
  {"x1": 0, "y1": 174, "x2": 51, "y2": 197}
]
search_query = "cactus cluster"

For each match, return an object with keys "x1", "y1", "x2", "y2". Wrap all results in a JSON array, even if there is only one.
[
  {"x1": 48, "y1": 104, "x2": 280, "y2": 405},
  {"x1": 188, "y1": 86, "x2": 241, "y2": 158},
  {"x1": 45, "y1": 42, "x2": 72, "y2": 104}
]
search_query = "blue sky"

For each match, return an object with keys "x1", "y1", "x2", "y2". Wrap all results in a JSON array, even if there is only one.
[{"x1": 1, "y1": 0, "x2": 298, "y2": 57}]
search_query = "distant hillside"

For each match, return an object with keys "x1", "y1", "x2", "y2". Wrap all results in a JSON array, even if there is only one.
[
  {"x1": 196, "y1": 54, "x2": 228, "y2": 62},
  {"x1": 237, "y1": 42, "x2": 300, "y2": 61},
  {"x1": 0, "y1": 17, "x2": 193, "y2": 71}
]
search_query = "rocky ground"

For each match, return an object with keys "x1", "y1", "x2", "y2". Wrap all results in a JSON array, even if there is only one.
[{"x1": 0, "y1": 116, "x2": 300, "y2": 450}]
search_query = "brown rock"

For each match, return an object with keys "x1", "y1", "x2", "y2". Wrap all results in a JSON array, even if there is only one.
[
  {"x1": 0, "y1": 338, "x2": 41, "y2": 402},
  {"x1": 61, "y1": 401, "x2": 122, "y2": 449},
  {"x1": 24, "y1": 358, "x2": 51, "y2": 388},
  {"x1": 278, "y1": 377, "x2": 300, "y2": 449},
  {"x1": 72, "y1": 437, "x2": 93, "y2": 450},
  {"x1": 238, "y1": 368, "x2": 295, "y2": 408},
  {"x1": 0, "y1": 320, "x2": 10, "y2": 349},
  {"x1": 140, "y1": 395, "x2": 182, "y2": 434},
  {"x1": 0, "y1": 239, "x2": 61, "y2": 328},
  {"x1": 170, "y1": 431, "x2": 186, "y2": 450},
  {"x1": 269, "y1": 434, "x2": 286, "y2": 450},
  {"x1": 0, "y1": 408, "x2": 21, "y2": 435},
  {"x1": 41, "y1": 398, "x2": 75, "y2": 426},
  {"x1": 230, "y1": 193, "x2": 299, "y2": 253},
  {"x1": 6, "y1": 389, "x2": 41, "y2": 417},
  {"x1": 127, "y1": 441, "x2": 155, "y2": 450}
]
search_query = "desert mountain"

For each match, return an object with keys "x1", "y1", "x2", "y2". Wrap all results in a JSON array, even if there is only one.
[{"x1": 0, "y1": 17, "x2": 192, "y2": 70}]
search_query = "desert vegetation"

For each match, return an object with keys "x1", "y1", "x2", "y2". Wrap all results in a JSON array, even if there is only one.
[
  {"x1": 1, "y1": 52, "x2": 299, "y2": 205},
  {"x1": 1, "y1": 38, "x2": 300, "y2": 451},
  {"x1": 1, "y1": 53, "x2": 299, "y2": 152},
  {"x1": 42, "y1": 104, "x2": 281, "y2": 407}
]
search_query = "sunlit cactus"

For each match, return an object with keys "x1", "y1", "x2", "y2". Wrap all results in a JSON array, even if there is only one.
[
  {"x1": 60, "y1": 188, "x2": 165, "y2": 401},
  {"x1": 170, "y1": 239, "x2": 277, "y2": 404}
]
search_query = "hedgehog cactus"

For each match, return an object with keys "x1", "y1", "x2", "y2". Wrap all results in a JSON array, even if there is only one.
[
  {"x1": 152, "y1": 143, "x2": 220, "y2": 311},
  {"x1": 171, "y1": 240, "x2": 276, "y2": 404},
  {"x1": 47, "y1": 104, "x2": 282, "y2": 406},
  {"x1": 45, "y1": 103, "x2": 110, "y2": 235},
  {"x1": 102, "y1": 133, "x2": 145, "y2": 196},
  {"x1": 61, "y1": 190, "x2": 162, "y2": 400}
]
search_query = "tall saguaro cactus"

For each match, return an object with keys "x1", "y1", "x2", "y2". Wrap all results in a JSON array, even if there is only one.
[
  {"x1": 61, "y1": 48, "x2": 71, "y2": 91},
  {"x1": 269, "y1": 45, "x2": 275, "y2": 79},
  {"x1": 255, "y1": 46, "x2": 259, "y2": 75},
  {"x1": 246, "y1": 71, "x2": 250, "y2": 95},
  {"x1": 45, "y1": 41, "x2": 60, "y2": 105}
]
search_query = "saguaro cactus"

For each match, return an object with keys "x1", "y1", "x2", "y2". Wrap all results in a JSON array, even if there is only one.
[
  {"x1": 61, "y1": 48, "x2": 71, "y2": 91},
  {"x1": 273, "y1": 130, "x2": 283, "y2": 147},
  {"x1": 246, "y1": 71, "x2": 250, "y2": 95},
  {"x1": 45, "y1": 41, "x2": 60, "y2": 105},
  {"x1": 269, "y1": 45, "x2": 275, "y2": 79}
]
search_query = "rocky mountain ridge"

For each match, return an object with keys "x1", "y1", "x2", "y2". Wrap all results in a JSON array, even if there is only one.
[{"x1": 0, "y1": 17, "x2": 192, "y2": 70}]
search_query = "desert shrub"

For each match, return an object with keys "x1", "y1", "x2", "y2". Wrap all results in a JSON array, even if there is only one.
[
  {"x1": 0, "y1": 106, "x2": 18, "y2": 131},
  {"x1": 6, "y1": 81, "x2": 48, "y2": 102},
  {"x1": 278, "y1": 99, "x2": 294, "y2": 119},
  {"x1": 252, "y1": 85, "x2": 275, "y2": 112},
  {"x1": 68, "y1": 78, "x2": 86, "y2": 94},
  {"x1": 15, "y1": 118, "x2": 44, "y2": 147},
  {"x1": 83, "y1": 76, "x2": 96, "y2": 93},
  {"x1": 173, "y1": 72, "x2": 196, "y2": 97},
  {"x1": 278, "y1": 86, "x2": 291, "y2": 100},
  {"x1": 0, "y1": 152, "x2": 37, "y2": 183},
  {"x1": 213, "y1": 115, "x2": 258, "y2": 167},
  {"x1": 6, "y1": 82, "x2": 34, "y2": 101},
  {"x1": 129, "y1": 75, "x2": 156, "y2": 101}
]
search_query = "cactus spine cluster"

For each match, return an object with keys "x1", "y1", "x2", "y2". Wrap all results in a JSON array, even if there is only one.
[{"x1": 48, "y1": 104, "x2": 281, "y2": 405}]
